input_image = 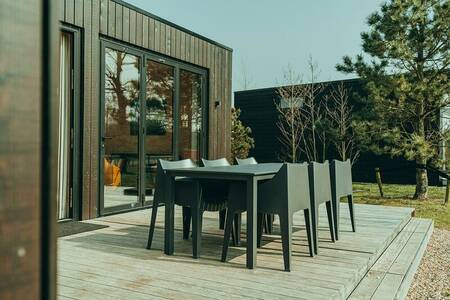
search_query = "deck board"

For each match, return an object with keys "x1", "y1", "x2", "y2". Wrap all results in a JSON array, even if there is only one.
[
  {"x1": 58, "y1": 204, "x2": 415, "y2": 299},
  {"x1": 348, "y1": 218, "x2": 433, "y2": 300}
]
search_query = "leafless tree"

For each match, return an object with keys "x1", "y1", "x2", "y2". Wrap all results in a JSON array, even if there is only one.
[
  {"x1": 326, "y1": 81, "x2": 360, "y2": 164},
  {"x1": 275, "y1": 65, "x2": 305, "y2": 163},
  {"x1": 298, "y1": 57, "x2": 327, "y2": 162}
]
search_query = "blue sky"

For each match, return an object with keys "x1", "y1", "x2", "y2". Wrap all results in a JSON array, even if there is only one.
[{"x1": 127, "y1": 0, "x2": 384, "y2": 91}]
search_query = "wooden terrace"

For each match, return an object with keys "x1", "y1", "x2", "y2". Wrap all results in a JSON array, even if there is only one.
[{"x1": 57, "y1": 204, "x2": 432, "y2": 300}]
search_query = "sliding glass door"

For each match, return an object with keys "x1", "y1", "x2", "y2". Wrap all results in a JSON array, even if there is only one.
[
  {"x1": 100, "y1": 40, "x2": 207, "y2": 215},
  {"x1": 102, "y1": 47, "x2": 141, "y2": 211}
]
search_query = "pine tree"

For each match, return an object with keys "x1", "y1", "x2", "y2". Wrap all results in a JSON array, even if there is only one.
[{"x1": 337, "y1": 0, "x2": 450, "y2": 199}]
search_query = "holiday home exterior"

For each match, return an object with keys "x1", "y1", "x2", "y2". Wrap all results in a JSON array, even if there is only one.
[{"x1": 57, "y1": 0, "x2": 232, "y2": 220}]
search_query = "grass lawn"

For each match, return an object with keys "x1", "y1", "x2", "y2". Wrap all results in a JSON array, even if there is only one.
[{"x1": 352, "y1": 182, "x2": 450, "y2": 230}]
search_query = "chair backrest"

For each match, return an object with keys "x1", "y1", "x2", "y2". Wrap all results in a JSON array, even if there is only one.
[
  {"x1": 236, "y1": 157, "x2": 257, "y2": 165},
  {"x1": 201, "y1": 158, "x2": 230, "y2": 167},
  {"x1": 258, "y1": 163, "x2": 310, "y2": 214},
  {"x1": 154, "y1": 159, "x2": 196, "y2": 204},
  {"x1": 308, "y1": 161, "x2": 332, "y2": 205},
  {"x1": 330, "y1": 159, "x2": 352, "y2": 198}
]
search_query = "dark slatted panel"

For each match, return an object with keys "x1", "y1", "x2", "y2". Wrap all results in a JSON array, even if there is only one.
[
  {"x1": 149, "y1": 18, "x2": 155, "y2": 50},
  {"x1": 185, "y1": 33, "x2": 191, "y2": 62},
  {"x1": 74, "y1": 0, "x2": 84, "y2": 26},
  {"x1": 115, "y1": 3, "x2": 122, "y2": 40},
  {"x1": 170, "y1": 27, "x2": 176, "y2": 58},
  {"x1": 82, "y1": 0, "x2": 93, "y2": 219},
  {"x1": 209, "y1": 45, "x2": 218, "y2": 158},
  {"x1": 200, "y1": 39, "x2": 204, "y2": 66},
  {"x1": 107, "y1": 0, "x2": 115, "y2": 37},
  {"x1": 194, "y1": 37, "x2": 199, "y2": 65},
  {"x1": 226, "y1": 50, "x2": 233, "y2": 160},
  {"x1": 154, "y1": 20, "x2": 160, "y2": 52},
  {"x1": 136, "y1": 12, "x2": 143, "y2": 46},
  {"x1": 199, "y1": 40, "x2": 204, "y2": 67},
  {"x1": 122, "y1": 6, "x2": 129, "y2": 42},
  {"x1": 90, "y1": 0, "x2": 101, "y2": 217},
  {"x1": 217, "y1": 48, "x2": 224, "y2": 157},
  {"x1": 129, "y1": 9, "x2": 136, "y2": 44},
  {"x1": 189, "y1": 35, "x2": 195, "y2": 65},
  {"x1": 160, "y1": 22, "x2": 166, "y2": 54},
  {"x1": 65, "y1": 0, "x2": 75, "y2": 23},
  {"x1": 60, "y1": 0, "x2": 66, "y2": 21},
  {"x1": 99, "y1": 0, "x2": 107, "y2": 34},
  {"x1": 142, "y1": 15, "x2": 148, "y2": 48},
  {"x1": 165, "y1": 24, "x2": 171, "y2": 56},
  {"x1": 180, "y1": 31, "x2": 186, "y2": 61}
]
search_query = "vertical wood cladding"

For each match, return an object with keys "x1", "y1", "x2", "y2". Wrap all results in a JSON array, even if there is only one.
[{"x1": 60, "y1": 0, "x2": 232, "y2": 219}]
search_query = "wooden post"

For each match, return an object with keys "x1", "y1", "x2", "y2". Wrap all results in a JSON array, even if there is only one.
[
  {"x1": 375, "y1": 168, "x2": 384, "y2": 197},
  {"x1": 445, "y1": 178, "x2": 450, "y2": 206}
]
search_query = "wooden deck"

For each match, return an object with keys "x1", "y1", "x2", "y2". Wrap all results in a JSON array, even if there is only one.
[{"x1": 57, "y1": 203, "x2": 431, "y2": 300}]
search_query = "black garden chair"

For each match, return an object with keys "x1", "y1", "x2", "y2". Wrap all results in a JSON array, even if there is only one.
[
  {"x1": 221, "y1": 163, "x2": 314, "y2": 271},
  {"x1": 330, "y1": 159, "x2": 355, "y2": 240}
]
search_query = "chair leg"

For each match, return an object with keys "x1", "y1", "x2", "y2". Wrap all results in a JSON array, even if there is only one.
[
  {"x1": 348, "y1": 194, "x2": 356, "y2": 232},
  {"x1": 182, "y1": 206, "x2": 191, "y2": 240},
  {"x1": 257, "y1": 213, "x2": 264, "y2": 248},
  {"x1": 304, "y1": 208, "x2": 314, "y2": 257},
  {"x1": 147, "y1": 201, "x2": 159, "y2": 249},
  {"x1": 221, "y1": 209, "x2": 235, "y2": 262},
  {"x1": 263, "y1": 214, "x2": 269, "y2": 233},
  {"x1": 233, "y1": 213, "x2": 242, "y2": 246},
  {"x1": 219, "y1": 209, "x2": 226, "y2": 229},
  {"x1": 279, "y1": 213, "x2": 293, "y2": 272},
  {"x1": 266, "y1": 214, "x2": 274, "y2": 234},
  {"x1": 262, "y1": 214, "x2": 273, "y2": 234},
  {"x1": 326, "y1": 200, "x2": 336, "y2": 243},
  {"x1": 332, "y1": 193, "x2": 340, "y2": 241},
  {"x1": 311, "y1": 201, "x2": 319, "y2": 255}
]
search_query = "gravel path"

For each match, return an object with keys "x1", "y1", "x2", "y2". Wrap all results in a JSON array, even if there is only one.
[{"x1": 407, "y1": 228, "x2": 450, "y2": 300}]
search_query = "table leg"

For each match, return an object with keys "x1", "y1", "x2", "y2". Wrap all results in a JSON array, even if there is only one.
[
  {"x1": 164, "y1": 176, "x2": 175, "y2": 255},
  {"x1": 192, "y1": 180, "x2": 202, "y2": 258},
  {"x1": 246, "y1": 177, "x2": 257, "y2": 269}
]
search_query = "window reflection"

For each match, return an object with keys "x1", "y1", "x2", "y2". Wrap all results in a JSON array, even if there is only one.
[
  {"x1": 144, "y1": 60, "x2": 175, "y2": 201},
  {"x1": 179, "y1": 69, "x2": 203, "y2": 162},
  {"x1": 103, "y1": 48, "x2": 140, "y2": 208}
]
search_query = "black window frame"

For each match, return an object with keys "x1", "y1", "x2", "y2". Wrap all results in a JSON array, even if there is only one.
[{"x1": 99, "y1": 38, "x2": 209, "y2": 216}]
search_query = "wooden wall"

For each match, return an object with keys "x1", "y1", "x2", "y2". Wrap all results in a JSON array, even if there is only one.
[
  {"x1": 58, "y1": 0, "x2": 232, "y2": 219},
  {"x1": 0, "y1": 0, "x2": 58, "y2": 298}
]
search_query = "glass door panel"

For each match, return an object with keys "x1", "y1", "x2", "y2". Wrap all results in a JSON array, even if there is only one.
[
  {"x1": 144, "y1": 60, "x2": 175, "y2": 203},
  {"x1": 179, "y1": 69, "x2": 203, "y2": 163},
  {"x1": 103, "y1": 47, "x2": 140, "y2": 210}
]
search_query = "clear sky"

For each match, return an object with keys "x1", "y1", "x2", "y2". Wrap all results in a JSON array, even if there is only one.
[{"x1": 127, "y1": 0, "x2": 385, "y2": 91}]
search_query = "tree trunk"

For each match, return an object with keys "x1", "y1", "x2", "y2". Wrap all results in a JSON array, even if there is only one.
[{"x1": 414, "y1": 167, "x2": 428, "y2": 200}]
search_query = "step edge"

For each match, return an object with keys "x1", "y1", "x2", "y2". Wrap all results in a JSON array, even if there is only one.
[{"x1": 394, "y1": 219, "x2": 434, "y2": 300}]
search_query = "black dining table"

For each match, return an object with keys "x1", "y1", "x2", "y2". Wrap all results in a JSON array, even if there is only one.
[{"x1": 164, "y1": 163, "x2": 283, "y2": 269}]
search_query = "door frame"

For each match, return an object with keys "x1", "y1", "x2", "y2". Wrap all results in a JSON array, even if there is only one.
[
  {"x1": 99, "y1": 38, "x2": 208, "y2": 216},
  {"x1": 59, "y1": 23, "x2": 82, "y2": 221}
]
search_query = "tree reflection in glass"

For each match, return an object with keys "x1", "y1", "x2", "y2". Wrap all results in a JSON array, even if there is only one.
[
  {"x1": 103, "y1": 48, "x2": 140, "y2": 208},
  {"x1": 179, "y1": 69, "x2": 202, "y2": 162}
]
